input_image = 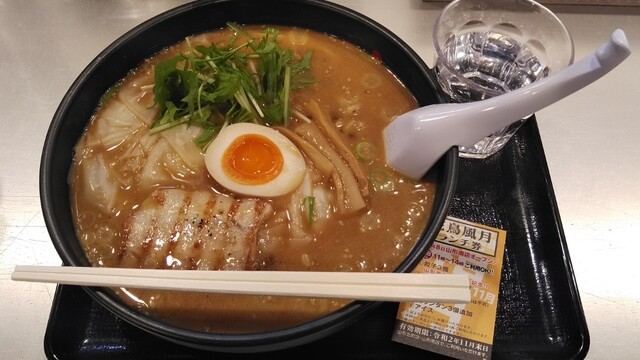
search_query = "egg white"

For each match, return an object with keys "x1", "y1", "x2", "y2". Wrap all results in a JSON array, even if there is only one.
[{"x1": 204, "y1": 123, "x2": 306, "y2": 197}]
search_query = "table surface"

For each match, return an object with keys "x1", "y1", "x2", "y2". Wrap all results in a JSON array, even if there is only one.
[{"x1": 1, "y1": 1, "x2": 638, "y2": 359}]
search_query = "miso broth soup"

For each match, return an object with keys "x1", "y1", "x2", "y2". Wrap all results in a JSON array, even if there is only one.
[{"x1": 70, "y1": 25, "x2": 437, "y2": 333}]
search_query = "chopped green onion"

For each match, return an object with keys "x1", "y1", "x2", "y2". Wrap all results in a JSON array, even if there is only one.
[
  {"x1": 369, "y1": 167, "x2": 395, "y2": 192},
  {"x1": 355, "y1": 141, "x2": 376, "y2": 162}
]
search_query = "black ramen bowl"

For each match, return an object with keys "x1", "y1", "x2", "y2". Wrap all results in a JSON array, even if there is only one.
[{"x1": 40, "y1": 0, "x2": 459, "y2": 353}]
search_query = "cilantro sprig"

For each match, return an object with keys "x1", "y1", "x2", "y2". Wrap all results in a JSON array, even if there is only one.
[{"x1": 150, "y1": 23, "x2": 313, "y2": 149}]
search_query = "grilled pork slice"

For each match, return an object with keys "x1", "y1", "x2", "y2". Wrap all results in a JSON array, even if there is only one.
[{"x1": 120, "y1": 189, "x2": 273, "y2": 270}]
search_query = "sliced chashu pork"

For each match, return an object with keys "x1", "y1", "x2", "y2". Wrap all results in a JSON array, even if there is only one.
[{"x1": 120, "y1": 189, "x2": 273, "y2": 270}]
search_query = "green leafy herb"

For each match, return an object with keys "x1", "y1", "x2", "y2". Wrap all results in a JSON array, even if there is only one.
[
  {"x1": 98, "y1": 84, "x2": 119, "y2": 107},
  {"x1": 303, "y1": 196, "x2": 315, "y2": 225},
  {"x1": 149, "y1": 23, "x2": 313, "y2": 149}
]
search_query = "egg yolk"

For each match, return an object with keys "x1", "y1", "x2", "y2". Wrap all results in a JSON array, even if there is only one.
[{"x1": 222, "y1": 134, "x2": 284, "y2": 185}]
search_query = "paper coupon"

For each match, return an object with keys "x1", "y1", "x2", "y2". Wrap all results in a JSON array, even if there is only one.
[{"x1": 392, "y1": 216, "x2": 507, "y2": 360}]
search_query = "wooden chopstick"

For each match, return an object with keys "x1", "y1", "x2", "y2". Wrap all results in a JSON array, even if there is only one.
[{"x1": 12, "y1": 265, "x2": 470, "y2": 303}]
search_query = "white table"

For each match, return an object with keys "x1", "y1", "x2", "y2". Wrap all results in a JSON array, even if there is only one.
[{"x1": 1, "y1": 1, "x2": 638, "y2": 359}]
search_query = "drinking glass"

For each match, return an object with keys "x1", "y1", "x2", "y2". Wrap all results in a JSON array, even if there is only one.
[{"x1": 433, "y1": 0, "x2": 574, "y2": 158}]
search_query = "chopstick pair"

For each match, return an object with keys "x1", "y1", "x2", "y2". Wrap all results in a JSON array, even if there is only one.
[{"x1": 11, "y1": 265, "x2": 470, "y2": 303}]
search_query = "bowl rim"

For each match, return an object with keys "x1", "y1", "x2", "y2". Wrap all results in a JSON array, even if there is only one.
[{"x1": 40, "y1": 0, "x2": 459, "y2": 353}]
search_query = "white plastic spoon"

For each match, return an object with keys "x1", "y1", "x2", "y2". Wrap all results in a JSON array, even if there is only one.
[{"x1": 384, "y1": 29, "x2": 631, "y2": 179}]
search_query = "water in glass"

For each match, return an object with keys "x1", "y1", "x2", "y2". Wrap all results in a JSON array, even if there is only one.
[{"x1": 437, "y1": 31, "x2": 548, "y2": 102}]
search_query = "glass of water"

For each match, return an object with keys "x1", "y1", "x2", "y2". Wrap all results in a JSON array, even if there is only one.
[{"x1": 433, "y1": 0, "x2": 574, "y2": 159}]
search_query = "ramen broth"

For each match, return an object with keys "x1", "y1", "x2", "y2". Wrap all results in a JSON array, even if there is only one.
[{"x1": 70, "y1": 25, "x2": 437, "y2": 333}]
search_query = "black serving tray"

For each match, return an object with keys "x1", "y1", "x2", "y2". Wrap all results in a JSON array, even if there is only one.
[{"x1": 43, "y1": 118, "x2": 590, "y2": 360}]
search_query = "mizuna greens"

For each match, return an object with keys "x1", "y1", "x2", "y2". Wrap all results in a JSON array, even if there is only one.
[{"x1": 150, "y1": 23, "x2": 313, "y2": 149}]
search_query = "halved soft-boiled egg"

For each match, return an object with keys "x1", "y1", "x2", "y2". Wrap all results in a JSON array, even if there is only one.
[{"x1": 204, "y1": 123, "x2": 306, "y2": 197}]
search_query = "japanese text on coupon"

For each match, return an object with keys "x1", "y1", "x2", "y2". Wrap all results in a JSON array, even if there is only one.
[{"x1": 392, "y1": 216, "x2": 507, "y2": 360}]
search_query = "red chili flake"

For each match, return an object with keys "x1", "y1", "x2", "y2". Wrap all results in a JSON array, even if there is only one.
[{"x1": 371, "y1": 49, "x2": 382, "y2": 62}]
